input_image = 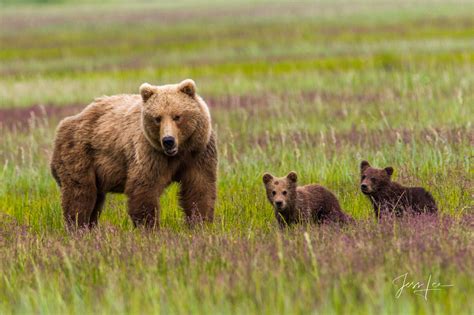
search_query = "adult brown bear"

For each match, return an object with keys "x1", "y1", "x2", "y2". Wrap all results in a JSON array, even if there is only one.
[{"x1": 51, "y1": 79, "x2": 217, "y2": 229}]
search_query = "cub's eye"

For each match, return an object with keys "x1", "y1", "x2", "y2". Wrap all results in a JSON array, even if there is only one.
[
  {"x1": 272, "y1": 191, "x2": 276, "y2": 196},
  {"x1": 282, "y1": 190, "x2": 287, "y2": 195},
  {"x1": 155, "y1": 116, "x2": 162, "y2": 124},
  {"x1": 370, "y1": 177, "x2": 377, "y2": 182},
  {"x1": 173, "y1": 115, "x2": 181, "y2": 122},
  {"x1": 361, "y1": 175, "x2": 366, "y2": 180}
]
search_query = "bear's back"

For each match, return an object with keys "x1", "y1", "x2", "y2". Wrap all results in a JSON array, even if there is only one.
[
  {"x1": 296, "y1": 184, "x2": 350, "y2": 224},
  {"x1": 82, "y1": 94, "x2": 142, "y2": 128},
  {"x1": 57, "y1": 94, "x2": 143, "y2": 149},
  {"x1": 406, "y1": 186, "x2": 438, "y2": 213},
  {"x1": 51, "y1": 94, "x2": 144, "y2": 189},
  {"x1": 296, "y1": 184, "x2": 340, "y2": 211},
  {"x1": 298, "y1": 184, "x2": 335, "y2": 201}
]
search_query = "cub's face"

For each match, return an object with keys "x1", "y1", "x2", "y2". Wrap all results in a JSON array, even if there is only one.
[
  {"x1": 360, "y1": 160, "x2": 394, "y2": 195},
  {"x1": 139, "y1": 79, "x2": 210, "y2": 156},
  {"x1": 262, "y1": 171, "x2": 298, "y2": 211}
]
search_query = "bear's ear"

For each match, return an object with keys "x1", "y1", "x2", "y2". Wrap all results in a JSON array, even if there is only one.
[
  {"x1": 139, "y1": 83, "x2": 156, "y2": 102},
  {"x1": 287, "y1": 171, "x2": 298, "y2": 183},
  {"x1": 360, "y1": 160, "x2": 370, "y2": 172},
  {"x1": 385, "y1": 166, "x2": 394, "y2": 176},
  {"x1": 178, "y1": 79, "x2": 196, "y2": 97},
  {"x1": 263, "y1": 173, "x2": 273, "y2": 184}
]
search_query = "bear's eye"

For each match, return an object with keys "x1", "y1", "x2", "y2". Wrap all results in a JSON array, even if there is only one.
[
  {"x1": 282, "y1": 190, "x2": 287, "y2": 195},
  {"x1": 155, "y1": 116, "x2": 162, "y2": 124},
  {"x1": 361, "y1": 175, "x2": 366, "y2": 180},
  {"x1": 272, "y1": 191, "x2": 276, "y2": 196},
  {"x1": 173, "y1": 115, "x2": 181, "y2": 122},
  {"x1": 371, "y1": 177, "x2": 377, "y2": 182}
]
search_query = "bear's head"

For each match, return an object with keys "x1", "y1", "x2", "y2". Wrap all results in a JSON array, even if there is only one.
[
  {"x1": 139, "y1": 79, "x2": 211, "y2": 156},
  {"x1": 360, "y1": 161, "x2": 394, "y2": 195},
  {"x1": 262, "y1": 171, "x2": 298, "y2": 212}
]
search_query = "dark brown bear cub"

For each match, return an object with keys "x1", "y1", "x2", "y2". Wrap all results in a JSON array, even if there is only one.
[
  {"x1": 360, "y1": 161, "x2": 438, "y2": 220},
  {"x1": 262, "y1": 171, "x2": 353, "y2": 227}
]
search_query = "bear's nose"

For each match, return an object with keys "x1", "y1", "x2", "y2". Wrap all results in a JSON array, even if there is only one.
[
  {"x1": 360, "y1": 184, "x2": 368, "y2": 190},
  {"x1": 275, "y1": 201, "x2": 283, "y2": 208},
  {"x1": 162, "y1": 136, "x2": 176, "y2": 149}
]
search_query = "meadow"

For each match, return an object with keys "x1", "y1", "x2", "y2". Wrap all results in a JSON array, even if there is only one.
[{"x1": 0, "y1": 1, "x2": 473, "y2": 314}]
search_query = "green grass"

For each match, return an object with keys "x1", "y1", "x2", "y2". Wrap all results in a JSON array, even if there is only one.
[{"x1": 0, "y1": 1, "x2": 473, "y2": 314}]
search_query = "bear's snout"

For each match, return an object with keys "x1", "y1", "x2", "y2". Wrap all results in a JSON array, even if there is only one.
[
  {"x1": 360, "y1": 184, "x2": 370, "y2": 194},
  {"x1": 162, "y1": 136, "x2": 178, "y2": 156},
  {"x1": 162, "y1": 136, "x2": 175, "y2": 149},
  {"x1": 275, "y1": 201, "x2": 284, "y2": 209}
]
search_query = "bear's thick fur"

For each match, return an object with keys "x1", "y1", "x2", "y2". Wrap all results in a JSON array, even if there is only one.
[
  {"x1": 51, "y1": 79, "x2": 217, "y2": 229},
  {"x1": 262, "y1": 172, "x2": 353, "y2": 227},
  {"x1": 360, "y1": 161, "x2": 437, "y2": 220}
]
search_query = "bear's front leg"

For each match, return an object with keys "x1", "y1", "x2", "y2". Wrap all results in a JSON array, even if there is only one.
[
  {"x1": 126, "y1": 189, "x2": 159, "y2": 229},
  {"x1": 178, "y1": 163, "x2": 217, "y2": 226},
  {"x1": 179, "y1": 172, "x2": 216, "y2": 225},
  {"x1": 61, "y1": 184, "x2": 97, "y2": 230},
  {"x1": 125, "y1": 177, "x2": 164, "y2": 229},
  {"x1": 275, "y1": 212, "x2": 290, "y2": 228}
]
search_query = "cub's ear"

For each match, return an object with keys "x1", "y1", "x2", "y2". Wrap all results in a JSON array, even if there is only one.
[
  {"x1": 385, "y1": 166, "x2": 394, "y2": 176},
  {"x1": 287, "y1": 171, "x2": 298, "y2": 183},
  {"x1": 178, "y1": 79, "x2": 196, "y2": 97},
  {"x1": 139, "y1": 83, "x2": 156, "y2": 102},
  {"x1": 360, "y1": 160, "x2": 370, "y2": 172},
  {"x1": 263, "y1": 173, "x2": 273, "y2": 184}
]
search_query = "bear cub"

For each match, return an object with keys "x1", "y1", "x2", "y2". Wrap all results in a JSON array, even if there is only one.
[
  {"x1": 263, "y1": 171, "x2": 353, "y2": 227},
  {"x1": 360, "y1": 160, "x2": 438, "y2": 220}
]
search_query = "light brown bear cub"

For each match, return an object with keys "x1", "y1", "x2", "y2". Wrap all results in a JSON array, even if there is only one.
[
  {"x1": 263, "y1": 172, "x2": 353, "y2": 227},
  {"x1": 51, "y1": 79, "x2": 217, "y2": 229},
  {"x1": 360, "y1": 160, "x2": 437, "y2": 220}
]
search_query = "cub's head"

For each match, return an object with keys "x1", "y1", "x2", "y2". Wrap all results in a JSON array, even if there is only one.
[
  {"x1": 262, "y1": 171, "x2": 298, "y2": 212},
  {"x1": 360, "y1": 160, "x2": 394, "y2": 195},
  {"x1": 139, "y1": 79, "x2": 211, "y2": 156}
]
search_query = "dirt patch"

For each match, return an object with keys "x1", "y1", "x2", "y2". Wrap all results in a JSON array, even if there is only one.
[
  {"x1": 0, "y1": 104, "x2": 84, "y2": 130},
  {"x1": 256, "y1": 126, "x2": 474, "y2": 149},
  {"x1": 0, "y1": 89, "x2": 389, "y2": 130},
  {"x1": 206, "y1": 89, "x2": 390, "y2": 111}
]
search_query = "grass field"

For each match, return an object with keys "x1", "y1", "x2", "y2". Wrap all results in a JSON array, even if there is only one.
[{"x1": 0, "y1": 0, "x2": 473, "y2": 314}]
